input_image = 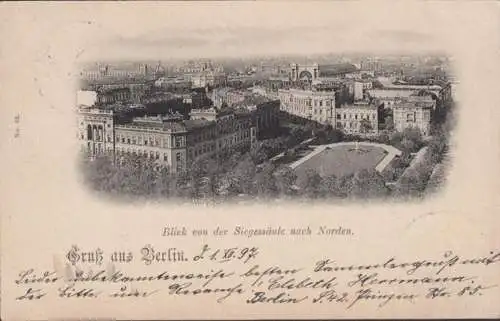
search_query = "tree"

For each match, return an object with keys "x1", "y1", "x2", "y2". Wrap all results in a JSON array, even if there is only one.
[
  {"x1": 350, "y1": 169, "x2": 388, "y2": 199},
  {"x1": 227, "y1": 155, "x2": 257, "y2": 196},
  {"x1": 402, "y1": 127, "x2": 423, "y2": 148},
  {"x1": 328, "y1": 128, "x2": 344, "y2": 143},
  {"x1": 320, "y1": 174, "x2": 341, "y2": 198},
  {"x1": 255, "y1": 162, "x2": 278, "y2": 198},
  {"x1": 384, "y1": 115, "x2": 394, "y2": 131},
  {"x1": 336, "y1": 173, "x2": 354, "y2": 198},
  {"x1": 393, "y1": 168, "x2": 425, "y2": 199},
  {"x1": 426, "y1": 131, "x2": 447, "y2": 164},
  {"x1": 390, "y1": 127, "x2": 423, "y2": 153},
  {"x1": 303, "y1": 169, "x2": 324, "y2": 199},
  {"x1": 400, "y1": 137, "x2": 417, "y2": 153},
  {"x1": 359, "y1": 119, "x2": 373, "y2": 134},
  {"x1": 390, "y1": 131, "x2": 404, "y2": 146},
  {"x1": 275, "y1": 166, "x2": 297, "y2": 197},
  {"x1": 250, "y1": 145, "x2": 268, "y2": 164}
]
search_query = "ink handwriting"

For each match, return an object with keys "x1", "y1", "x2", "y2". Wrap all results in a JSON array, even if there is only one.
[{"x1": 9, "y1": 247, "x2": 499, "y2": 310}]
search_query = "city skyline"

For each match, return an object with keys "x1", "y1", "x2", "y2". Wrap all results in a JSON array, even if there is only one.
[{"x1": 77, "y1": 49, "x2": 455, "y2": 203}]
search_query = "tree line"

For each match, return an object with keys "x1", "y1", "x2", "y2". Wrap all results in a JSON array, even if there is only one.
[{"x1": 81, "y1": 103, "x2": 454, "y2": 203}]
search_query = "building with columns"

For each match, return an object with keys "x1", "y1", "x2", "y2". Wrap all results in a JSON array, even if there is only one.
[
  {"x1": 77, "y1": 105, "x2": 257, "y2": 173},
  {"x1": 290, "y1": 63, "x2": 319, "y2": 82},
  {"x1": 77, "y1": 107, "x2": 115, "y2": 157}
]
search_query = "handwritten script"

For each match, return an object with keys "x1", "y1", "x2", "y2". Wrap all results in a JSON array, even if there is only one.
[{"x1": 12, "y1": 244, "x2": 499, "y2": 310}]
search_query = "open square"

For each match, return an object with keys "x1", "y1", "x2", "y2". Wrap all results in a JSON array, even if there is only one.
[{"x1": 294, "y1": 144, "x2": 388, "y2": 180}]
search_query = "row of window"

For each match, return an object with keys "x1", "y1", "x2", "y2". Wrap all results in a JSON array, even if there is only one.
[
  {"x1": 336, "y1": 113, "x2": 376, "y2": 121},
  {"x1": 116, "y1": 148, "x2": 164, "y2": 160},
  {"x1": 190, "y1": 143, "x2": 215, "y2": 158},
  {"x1": 115, "y1": 135, "x2": 184, "y2": 148},
  {"x1": 116, "y1": 135, "x2": 160, "y2": 147},
  {"x1": 286, "y1": 97, "x2": 333, "y2": 107},
  {"x1": 192, "y1": 131, "x2": 216, "y2": 143},
  {"x1": 336, "y1": 121, "x2": 375, "y2": 130},
  {"x1": 115, "y1": 148, "x2": 182, "y2": 163},
  {"x1": 189, "y1": 131, "x2": 252, "y2": 159},
  {"x1": 313, "y1": 109, "x2": 332, "y2": 115}
]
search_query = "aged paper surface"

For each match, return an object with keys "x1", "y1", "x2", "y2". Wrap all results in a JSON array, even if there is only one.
[{"x1": 1, "y1": 1, "x2": 500, "y2": 320}]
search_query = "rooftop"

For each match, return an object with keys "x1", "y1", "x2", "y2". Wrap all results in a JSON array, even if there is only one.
[
  {"x1": 394, "y1": 101, "x2": 434, "y2": 109},
  {"x1": 232, "y1": 94, "x2": 273, "y2": 108},
  {"x1": 183, "y1": 119, "x2": 215, "y2": 130},
  {"x1": 318, "y1": 63, "x2": 359, "y2": 77},
  {"x1": 338, "y1": 102, "x2": 378, "y2": 110},
  {"x1": 118, "y1": 114, "x2": 216, "y2": 133}
]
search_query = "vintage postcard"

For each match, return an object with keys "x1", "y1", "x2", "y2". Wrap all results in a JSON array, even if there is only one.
[{"x1": 1, "y1": 1, "x2": 499, "y2": 320}]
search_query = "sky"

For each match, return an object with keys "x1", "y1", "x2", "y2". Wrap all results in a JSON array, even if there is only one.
[{"x1": 66, "y1": 1, "x2": 472, "y2": 63}]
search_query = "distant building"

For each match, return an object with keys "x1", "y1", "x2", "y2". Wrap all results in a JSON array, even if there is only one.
[
  {"x1": 367, "y1": 87, "x2": 438, "y2": 110},
  {"x1": 360, "y1": 59, "x2": 382, "y2": 72},
  {"x1": 174, "y1": 60, "x2": 224, "y2": 74},
  {"x1": 80, "y1": 64, "x2": 154, "y2": 82},
  {"x1": 318, "y1": 63, "x2": 359, "y2": 78},
  {"x1": 226, "y1": 73, "x2": 255, "y2": 87},
  {"x1": 191, "y1": 71, "x2": 227, "y2": 88},
  {"x1": 184, "y1": 88, "x2": 211, "y2": 109},
  {"x1": 290, "y1": 63, "x2": 319, "y2": 82},
  {"x1": 367, "y1": 80, "x2": 451, "y2": 108},
  {"x1": 96, "y1": 87, "x2": 131, "y2": 105},
  {"x1": 263, "y1": 75, "x2": 292, "y2": 93},
  {"x1": 334, "y1": 101, "x2": 380, "y2": 136},
  {"x1": 353, "y1": 80, "x2": 373, "y2": 101},
  {"x1": 154, "y1": 76, "x2": 192, "y2": 92},
  {"x1": 211, "y1": 87, "x2": 253, "y2": 108}
]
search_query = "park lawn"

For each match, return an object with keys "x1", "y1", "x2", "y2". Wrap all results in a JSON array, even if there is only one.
[{"x1": 294, "y1": 145, "x2": 387, "y2": 181}]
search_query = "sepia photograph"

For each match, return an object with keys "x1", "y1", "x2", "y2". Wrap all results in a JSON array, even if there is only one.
[
  {"x1": 1, "y1": 2, "x2": 499, "y2": 320},
  {"x1": 77, "y1": 53, "x2": 457, "y2": 204}
]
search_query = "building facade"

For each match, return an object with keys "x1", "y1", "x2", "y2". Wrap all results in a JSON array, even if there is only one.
[
  {"x1": 277, "y1": 88, "x2": 336, "y2": 125},
  {"x1": 334, "y1": 102, "x2": 379, "y2": 135},
  {"x1": 96, "y1": 88, "x2": 131, "y2": 105},
  {"x1": 233, "y1": 98, "x2": 280, "y2": 138},
  {"x1": 77, "y1": 107, "x2": 115, "y2": 157},
  {"x1": 191, "y1": 72, "x2": 227, "y2": 88},
  {"x1": 393, "y1": 101, "x2": 432, "y2": 136},
  {"x1": 78, "y1": 106, "x2": 257, "y2": 173},
  {"x1": 290, "y1": 63, "x2": 319, "y2": 82},
  {"x1": 174, "y1": 60, "x2": 224, "y2": 74},
  {"x1": 211, "y1": 88, "x2": 255, "y2": 108},
  {"x1": 353, "y1": 80, "x2": 373, "y2": 101}
]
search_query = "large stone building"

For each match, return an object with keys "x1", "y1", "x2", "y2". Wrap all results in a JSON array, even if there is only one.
[
  {"x1": 174, "y1": 60, "x2": 224, "y2": 74},
  {"x1": 289, "y1": 63, "x2": 360, "y2": 83},
  {"x1": 80, "y1": 64, "x2": 155, "y2": 82},
  {"x1": 154, "y1": 76, "x2": 192, "y2": 91},
  {"x1": 352, "y1": 80, "x2": 373, "y2": 101},
  {"x1": 367, "y1": 81, "x2": 451, "y2": 109},
  {"x1": 211, "y1": 88, "x2": 247, "y2": 108},
  {"x1": 277, "y1": 88, "x2": 336, "y2": 125},
  {"x1": 191, "y1": 72, "x2": 227, "y2": 88},
  {"x1": 392, "y1": 100, "x2": 433, "y2": 136},
  {"x1": 78, "y1": 105, "x2": 258, "y2": 173},
  {"x1": 290, "y1": 63, "x2": 319, "y2": 82},
  {"x1": 334, "y1": 101, "x2": 381, "y2": 136},
  {"x1": 232, "y1": 96, "x2": 280, "y2": 138}
]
